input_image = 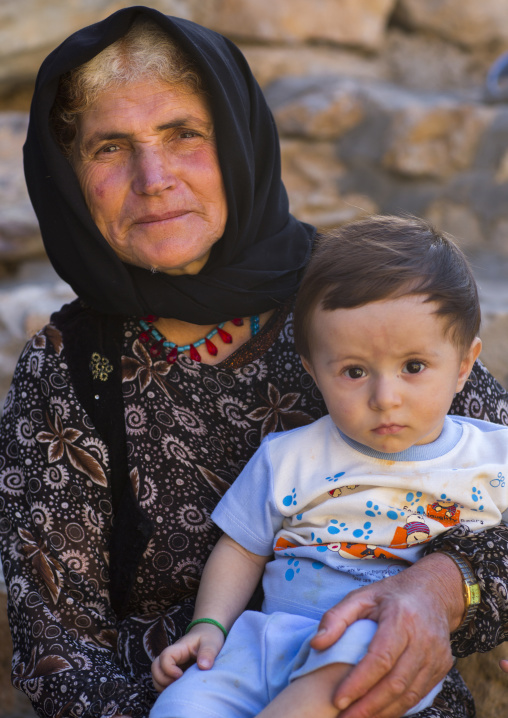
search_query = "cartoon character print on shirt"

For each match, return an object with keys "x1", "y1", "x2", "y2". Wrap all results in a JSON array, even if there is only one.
[
  {"x1": 327, "y1": 542, "x2": 401, "y2": 561},
  {"x1": 328, "y1": 485, "x2": 358, "y2": 498},
  {"x1": 427, "y1": 499, "x2": 461, "y2": 527},
  {"x1": 389, "y1": 513, "x2": 431, "y2": 549}
]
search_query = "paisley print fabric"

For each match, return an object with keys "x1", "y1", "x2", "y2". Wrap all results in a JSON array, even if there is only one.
[{"x1": 0, "y1": 305, "x2": 507, "y2": 717}]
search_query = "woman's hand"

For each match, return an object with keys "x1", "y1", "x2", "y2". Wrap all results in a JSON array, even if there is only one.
[
  {"x1": 151, "y1": 623, "x2": 225, "y2": 693},
  {"x1": 310, "y1": 552, "x2": 465, "y2": 718},
  {"x1": 500, "y1": 659, "x2": 508, "y2": 673}
]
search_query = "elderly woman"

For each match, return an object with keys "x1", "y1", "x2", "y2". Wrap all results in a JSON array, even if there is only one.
[{"x1": 0, "y1": 6, "x2": 507, "y2": 718}]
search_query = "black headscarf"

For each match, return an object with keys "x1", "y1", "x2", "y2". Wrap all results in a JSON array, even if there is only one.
[{"x1": 23, "y1": 5, "x2": 315, "y2": 323}]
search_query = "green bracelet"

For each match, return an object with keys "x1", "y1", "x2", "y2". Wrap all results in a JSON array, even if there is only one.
[{"x1": 185, "y1": 618, "x2": 228, "y2": 639}]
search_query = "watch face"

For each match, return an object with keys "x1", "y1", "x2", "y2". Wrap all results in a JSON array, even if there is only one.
[{"x1": 470, "y1": 583, "x2": 481, "y2": 605}]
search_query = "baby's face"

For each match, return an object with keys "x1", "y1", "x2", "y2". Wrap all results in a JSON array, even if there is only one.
[{"x1": 302, "y1": 295, "x2": 481, "y2": 453}]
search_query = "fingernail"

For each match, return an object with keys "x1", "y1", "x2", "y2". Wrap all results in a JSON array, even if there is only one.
[
  {"x1": 315, "y1": 628, "x2": 327, "y2": 636},
  {"x1": 337, "y1": 697, "x2": 351, "y2": 711},
  {"x1": 199, "y1": 658, "x2": 211, "y2": 669}
]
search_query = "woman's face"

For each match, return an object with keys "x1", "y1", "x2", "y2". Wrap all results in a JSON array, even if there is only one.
[{"x1": 71, "y1": 79, "x2": 228, "y2": 275}]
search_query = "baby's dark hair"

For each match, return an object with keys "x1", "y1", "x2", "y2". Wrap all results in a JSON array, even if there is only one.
[{"x1": 294, "y1": 215, "x2": 480, "y2": 360}]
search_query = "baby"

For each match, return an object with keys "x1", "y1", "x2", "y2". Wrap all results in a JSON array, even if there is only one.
[{"x1": 150, "y1": 215, "x2": 508, "y2": 718}]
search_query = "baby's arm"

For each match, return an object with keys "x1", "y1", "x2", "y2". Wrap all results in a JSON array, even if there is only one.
[
  {"x1": 258, "y1": 663, "x2": 351, "y2": 718},
  {"x1": 152, "y1": 533, "x2": 268, "y2": 692}
]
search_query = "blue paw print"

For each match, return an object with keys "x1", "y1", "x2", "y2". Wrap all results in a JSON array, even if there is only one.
[
  {"x1": 471, "y1": 487, "x2": 484, "y2": 511},
  {"x1": 328, "y1": 520, "x2": 348, "y2": 535},
  {"x1": 283, "y1": 488, "x2": 298, "y2": 507},
  {"x1": 352, "y1": 522, "x2": 374, "y2": 540},
  {"x1": 386, "y1": 506, "x2": 406, "y2": 520},
  {"x1": 405, "y1": 491, "x2": 423, "y2": 507},
  {"x1": 312, "y1": 536, "x2": 328, "y2": 553},
  {"x1": 325, "y1": 471, "x2": 346, "y2": 483},
  {"x1": 365, "y1": 501, "x2": 382, "y2": 517},
  {"x1": 285, "y1": 555, "x2": 301, "y2": 581}
]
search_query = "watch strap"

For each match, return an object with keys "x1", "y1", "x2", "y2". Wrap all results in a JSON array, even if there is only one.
[{"x1": 439, "y1": 550, "x2": 481, "y2": 630}]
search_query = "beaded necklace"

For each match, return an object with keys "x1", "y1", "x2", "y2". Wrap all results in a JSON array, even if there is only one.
[{"x1": 139, "y1": 314, "x2": 260, "y2": 364}]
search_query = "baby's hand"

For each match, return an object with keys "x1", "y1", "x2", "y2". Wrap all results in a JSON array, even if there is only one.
[
  {"x1": 500, "y1": 659, "x2": 508, "y2": 674},
  {"x1": 151, "y1": 623, "x2": 225, "y2": 692}
]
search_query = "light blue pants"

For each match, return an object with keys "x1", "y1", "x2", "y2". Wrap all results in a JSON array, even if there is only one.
[{"x1": 149, "y1": 611, "x2": 442, "y2": 718}]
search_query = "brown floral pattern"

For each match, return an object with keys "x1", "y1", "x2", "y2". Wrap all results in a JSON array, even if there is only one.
[{"x1": 0, "y1": 309, "x2": 507, "y2": 717}]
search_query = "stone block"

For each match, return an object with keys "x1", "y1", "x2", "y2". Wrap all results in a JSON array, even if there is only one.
[
  {"x1": 0, "y1": 0, "x2": 192, "y2": 85},
  {"x1": 385, "y1": 28, "x2": 496, "y2": 93},
  {"x1": 269, "y1": 77, "x2": 365, "y2": 140},
  {"x1": 0, "y1": 263, "x2": 76, "y2": 410},
  {"x1": 197, "y1": 0, "x2": 397, "y2": 50},
  {"x1": 383, "y1": 101, "x2": 494, "y2": 179},
  {"x1": 0, "y1": 112, "x2": 44, "y2": 265},
  {"x1": 280, "y1": 138, "x2": 378, "y2": 228},
  {"x1": 242, "y1": 45, "x2": 387, "y2": 89},
  {"x1": 394, "y1": 0, "x2": 508, "y2": 49}
]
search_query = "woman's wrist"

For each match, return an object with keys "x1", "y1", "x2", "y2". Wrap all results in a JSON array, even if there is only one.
[
  {"x1": 408, "y1": 552, "x2": 467, "y2": 633},
  {"x1": 435, "y1": 550, "x2": 481, "y2": 631}
]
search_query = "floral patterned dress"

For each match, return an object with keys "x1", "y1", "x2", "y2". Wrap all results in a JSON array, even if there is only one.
[{"x1": 0, "y1": 303, "x2": 507, "y2": 718}]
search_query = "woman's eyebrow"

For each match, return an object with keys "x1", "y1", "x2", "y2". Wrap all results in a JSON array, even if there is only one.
[{"x1": 82, "y1": 116, "x2": 213, "y2": 150}]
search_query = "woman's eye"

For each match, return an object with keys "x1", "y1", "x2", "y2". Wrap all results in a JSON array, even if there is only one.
[
  {"x1": 345, "y1": 367, "x2": 366, "y2": 379},
  {"x1": 98, "y1": 144, "x2": 119, "y2": 155},
  {"x1": 404, "y1": 361, "x2": 425, "y2": 374}
]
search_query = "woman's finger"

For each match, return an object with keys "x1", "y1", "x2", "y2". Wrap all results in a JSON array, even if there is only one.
[
  {"x1": 311, "y1": 589, "x2": 378, "y2": 650},
  {"x1": 337, "y1": 639, "x2": 453, "y2": 718},
  {"x1": 332, "y1": 599, "x2": 453, "y2": 717}
]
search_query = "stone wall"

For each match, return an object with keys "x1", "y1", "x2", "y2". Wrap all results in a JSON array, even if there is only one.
[{"x1": 0, "y1": 1, "x2": 507, "y2": 716}]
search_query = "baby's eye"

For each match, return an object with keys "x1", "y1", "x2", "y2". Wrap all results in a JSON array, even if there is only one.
[
  {"x1": 403, "y1": 361, "x2": 425, "y2": 374},
  {"x1": 344, "y1": 367, "x2": 366, "y2": 379}
]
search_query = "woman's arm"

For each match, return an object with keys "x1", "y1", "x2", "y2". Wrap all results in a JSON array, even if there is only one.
[
  {"x1": 309, "y1": 552, "x2": 464, "y2": 718},
  {"x1": 0, "y1": 329, "x2": 154, "y2": 718},
  {"x1": 152, "y1": 533, "x2": 268, "y2": 690}
]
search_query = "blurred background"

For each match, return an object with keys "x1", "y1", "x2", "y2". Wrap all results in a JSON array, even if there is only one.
[{"x1": 0, "y1": 1, "x2": 507, "y2": 716}]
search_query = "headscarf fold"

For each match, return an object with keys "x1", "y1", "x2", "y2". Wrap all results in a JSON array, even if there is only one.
[{"x1": 24, "y1": 5, "x2": 315, "y2": 323}]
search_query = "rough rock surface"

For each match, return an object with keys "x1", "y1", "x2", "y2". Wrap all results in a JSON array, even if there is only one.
[
  {"x1": 395, "y1": 0, "x2": 508, "y2": 48},
  {"x1": 0, "y1": 2, "x2": 507, "y2": 717}
]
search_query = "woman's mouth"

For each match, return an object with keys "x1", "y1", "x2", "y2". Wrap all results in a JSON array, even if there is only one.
[{"x1": 135, "y1": 210, "x2": 190, "y2": 224}]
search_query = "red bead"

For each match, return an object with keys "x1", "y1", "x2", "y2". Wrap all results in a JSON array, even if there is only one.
[
  {"x1": 144, "y1": 314, "x2": 158, "y2": 322},
  {"x1": 150, "y1": 338, "x2": 164, "y2": 357},
  {"x1": 217, "y1": 327, "x2": 233, "y2": 343},
  {"x1": 205, "y1": 337, "x2": 218, "y2": 356},
  {"x1": 166, "y1": 346, "x2": 178, "y2": 364},
  {"x1": 139, "y1": 331, "x2": 150, "y2": 343},
  {"x1": 189, "y1": 344, "x2": 201, "y2": 362},
  {"x1": 231, "y1": 318, "x2": 243, "y2": 326}
]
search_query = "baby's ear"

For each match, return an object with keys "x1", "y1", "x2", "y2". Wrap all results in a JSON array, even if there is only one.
[
  {"x1": 456, "y1": 337, "x2": 482, "y2": 392},
  {"x1": 301, "y1": 355, "x2": 316, "y2": 384}
]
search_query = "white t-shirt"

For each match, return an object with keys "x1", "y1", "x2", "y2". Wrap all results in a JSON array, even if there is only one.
[{"x1": 212, "y1": 415, "x2": 508, "y2": 619}]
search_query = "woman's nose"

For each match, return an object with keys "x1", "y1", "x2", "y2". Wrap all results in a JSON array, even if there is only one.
[
  {"x1": 368, "y1": 376, "x2": 402, "y2": 411},
  {"x1": 132, "y1": 147, "x2": 177, "y2": 196}
]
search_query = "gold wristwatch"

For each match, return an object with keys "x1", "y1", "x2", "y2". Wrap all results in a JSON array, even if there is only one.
[{"x1": 440, "y1": 551, "x2": 481, "y2": 629}]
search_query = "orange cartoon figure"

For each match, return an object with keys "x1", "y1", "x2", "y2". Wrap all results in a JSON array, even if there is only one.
[
  {"x1": 390, "y1": 514, "x2": 431, "y2": 549},
  {"x1": 403, "y1": 515, "x2": 431, "y2": 546},
  {"x1": 427, "y1": 500, "x2": 460, "y2": 526}
]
